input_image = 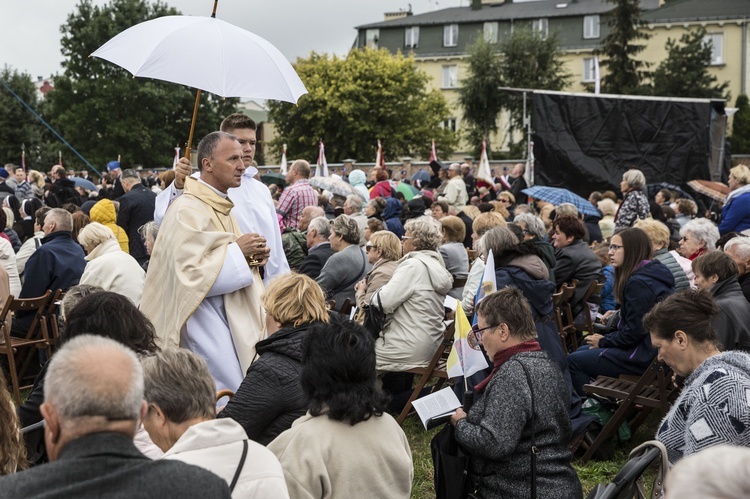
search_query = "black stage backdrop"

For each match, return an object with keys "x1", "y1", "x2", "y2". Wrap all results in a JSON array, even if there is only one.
[{"x1": 532, "y1": 93, "x2": 714, "y2": 196}]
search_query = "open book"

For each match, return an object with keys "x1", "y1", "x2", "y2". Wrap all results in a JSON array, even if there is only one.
[{"x1": 411, "y1": 387, "x2": 462, "y2": 430}]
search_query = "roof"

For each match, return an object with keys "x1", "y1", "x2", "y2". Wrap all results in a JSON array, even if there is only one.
[
  {"x1": 643, "y1": 0, "x2": 750, "y2": 23},
  {"x1": 356, "y1": 0, "x2": 615, "y2": 29}
]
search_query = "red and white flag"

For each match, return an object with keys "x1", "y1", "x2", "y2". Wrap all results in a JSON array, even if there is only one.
[
  {"x1": 172, "y1": 146, "x2": 181, "y2": 168},
  {"x1": 375, "y1": 139, "x2": 385, "y2": 168},
  {"x1": 594, "y1": 56, "x2": 601, "y2": 95},
  {"x1": 280, "y1": 144, "x2": 288, "y2": 175},
  {"x1": 477, "y1": 139, "x2": 492, "y2": 183},
  {"x1": 429, "y1": 140, "x2": 437, "y2": 163},
  {"x1": 315, "y1": 141, "x2": 328, "y2": 177}
]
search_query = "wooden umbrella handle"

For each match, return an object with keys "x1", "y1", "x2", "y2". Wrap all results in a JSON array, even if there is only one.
[{"x1": 185, "y1": 89, "x2": 202, "y2": 161}]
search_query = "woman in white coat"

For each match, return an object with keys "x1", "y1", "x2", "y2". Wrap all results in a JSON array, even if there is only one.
[
  {"x1": 372, "y1": 216, "x2": 452, "y2": 400},
  {"x1": 77, "y1": 222, "x2": 145, "y2": 306}
]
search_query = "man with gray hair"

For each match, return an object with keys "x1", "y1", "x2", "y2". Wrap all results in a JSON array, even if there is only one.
[
  {"x1": 298, "y1": 216, "x2": 334, "y2": 280},
  {"x1": 142, "y1": 348, "x2": 289, "y2": 498},
  {"x1": 343, "y1": 194, "x2": 366, "y2": 246},
  {"x1": 14, "y1": 208, "x2": 86, "y2": 335},
  {"x1": 438, "y1": 162, "x2": 468, "y2": 209},
  {"x1": 724, "y1": 236, "x2": 750, "y2": 303},
  {"x1": 0, "y1": 335, "x2": 231, "y2": 497},
  {"x1": 141, "y1": 131, "x2": 267, "y2": 394},
  {"x1": 117, "y1": 168, "x2": 156, "y2": 265}
]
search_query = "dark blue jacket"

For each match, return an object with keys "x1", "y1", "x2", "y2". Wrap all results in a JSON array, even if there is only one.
[
  {"x1": 719, "y1": 191, "x2": 750, "y2": 235},
  {"x1": 382, "y1": 197, "x2": 404, "y2": 239},
  {"x1": 117, "y1": 183, "x2": 156, "y2": 261},
  {"x1": 21, "y1": 231, "x2": 86, "y2": 299},
  {"x1": 598, "y1": 260, "x2": 675, "y2": 367}
]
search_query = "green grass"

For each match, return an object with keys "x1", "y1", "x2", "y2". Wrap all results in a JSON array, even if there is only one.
[{"x1": 401, "y1": 411, "x2": 662, "y2": 498}]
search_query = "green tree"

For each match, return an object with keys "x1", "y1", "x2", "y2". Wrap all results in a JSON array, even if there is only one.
[
  {"x1": 598, "y1": 0, "x2": 651, "y2": 94},
  {"x1": 732, "y1": 95, "x2": 750, "y2": 155},
  {"x1": 652, "y1": 28, "x2": 729, "y2": 99},
  {"x1": 498, "y1": 29, "x2": 571, "y2": 156},
  {"x1": 45, "y1": 0, "x2": 238, "y2": 171},
  {"x1": 458, "y1": 38, "x2": 505, "y2": 157},
  {"x1": 0, "y1": 67, "x2": 46, "y2": 167},
  {"x1": 267, "y1": 48, "x2": 457, "y2": 162}
]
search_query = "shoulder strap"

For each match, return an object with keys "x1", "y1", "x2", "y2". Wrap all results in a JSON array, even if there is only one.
[
  {"x1": 516, "y1": 360, "x2": 538, "y2": 499},
  {"x1": 229, "y1": 439, "x2": 249, "y2": 492}
]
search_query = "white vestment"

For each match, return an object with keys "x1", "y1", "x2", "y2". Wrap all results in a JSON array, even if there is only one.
[{"x1": 154, "y1": 166, "x2": 289, "y2": 284}]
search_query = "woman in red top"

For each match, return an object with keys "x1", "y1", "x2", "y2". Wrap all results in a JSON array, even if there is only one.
[{"x1": 369, "y1": 169, "x2": 392, "y2": 199}]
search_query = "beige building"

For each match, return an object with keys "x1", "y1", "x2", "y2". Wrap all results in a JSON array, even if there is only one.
[{"x1": 355, "y1": 0, "x2": 750, "y2": 158}]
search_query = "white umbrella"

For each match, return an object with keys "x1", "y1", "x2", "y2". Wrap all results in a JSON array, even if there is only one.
[{"x1": 91, "y1": 13, "x2": 307, "y2": 156}]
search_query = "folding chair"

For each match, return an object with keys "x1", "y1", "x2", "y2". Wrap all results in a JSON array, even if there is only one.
[
  {"x1": 579, "y1": 358, "x2": 675, "y2": 464},
  {"x1": 396, "y1": 321, "x2": 456, "y2": 425},
  {"x1": 452, "y1": 276, "x2": 468, "y2": 289},
  {"x1": 216, "y1": 389, "x2": 235, "y2": 403},
  {"x1": 553, "y1": 281, "x2": 577, "y2": 354},
  {"x1": 338, "y1": 298, "x2": 354, "y2": 316},
  {"x1": 0, "y1": 291, "x2": 53, "y2": 402}
]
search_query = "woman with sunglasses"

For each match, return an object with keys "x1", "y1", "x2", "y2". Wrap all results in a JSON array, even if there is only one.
[
  {"x1": 354, "y1": 230, "x2": 401, "y2": 311},
  {"x1": 451, "y1": 287, "x2": 582, "y2": 498},
  {"x1": 568, "y1": 228, "x2": 675, "y2": 396}
]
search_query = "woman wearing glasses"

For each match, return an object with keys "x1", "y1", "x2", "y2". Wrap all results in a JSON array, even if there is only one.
[
  {"x1": 678, "y1": 218, "x2": 720, "y2": 261},
  {"x1": 354, "y1": 231, "x2": 401, "y2": 310},
  {"x1": 568, "y1": 228, "x2": 675, "y2": 396},
  {"x1": 451, "y1": 288, "x2": 582, "y2": 498}
]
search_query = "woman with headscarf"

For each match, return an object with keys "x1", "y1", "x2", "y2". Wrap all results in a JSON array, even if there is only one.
[{"x1": 348, "y1": 169, "x2": 370, "y2": 201}]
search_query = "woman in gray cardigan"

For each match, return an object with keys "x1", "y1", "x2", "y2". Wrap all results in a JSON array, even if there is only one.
[{"x1": 451, "y1": 287, "x2": 582, "y2": 498}]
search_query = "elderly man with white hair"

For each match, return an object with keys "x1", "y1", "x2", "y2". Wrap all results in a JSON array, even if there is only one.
[
  {"x1": 0, "y1": 335, "x2": 232, "y2": 498},
  {"x1": 724, "y1": 236, "x2": 750, "y2": 303},
  {"x1": 142, "y1": 348, "x2": 289, "y2": 498}
]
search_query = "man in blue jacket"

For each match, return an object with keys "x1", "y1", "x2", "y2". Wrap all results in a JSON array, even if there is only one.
[{"x1": 12, "y1": 208, "x2": 86, "y2": 336}]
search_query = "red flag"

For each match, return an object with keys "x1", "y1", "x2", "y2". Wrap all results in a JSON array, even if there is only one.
[
  {"x1": 375, "y1": 139, "x2": 385, "y2": 168},
  {"x1": 429, "y1": 140, "x2": 437, "y2": 163}
]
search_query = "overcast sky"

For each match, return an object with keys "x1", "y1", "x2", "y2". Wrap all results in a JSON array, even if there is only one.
[{"x1": 2, "y1": 0, "x2": 465, "y2": 79}]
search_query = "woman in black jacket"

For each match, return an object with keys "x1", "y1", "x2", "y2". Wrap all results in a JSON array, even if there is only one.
[{"x1": 218, "y1": 273, "x2": 329, "y2": 445}]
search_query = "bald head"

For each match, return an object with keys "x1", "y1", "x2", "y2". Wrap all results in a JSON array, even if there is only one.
[{"x1": 299, "y1": 206, "x2": 325, "y2": 232}]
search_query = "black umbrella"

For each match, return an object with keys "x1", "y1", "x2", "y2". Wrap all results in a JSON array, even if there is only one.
[
  {"x1": 261, "y1": 172, "x2": 286, "y2": 188},
  {"x1": 646, "y1": 182, "x2": 693, "y2": 201}
]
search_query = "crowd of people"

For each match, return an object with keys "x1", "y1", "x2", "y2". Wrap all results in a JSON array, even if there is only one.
[{"x1": 2, "y1": 113, "x2": 750, "y2": 497}]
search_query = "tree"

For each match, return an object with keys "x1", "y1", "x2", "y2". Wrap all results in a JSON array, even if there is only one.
[
  {"x1": 267, "y1": 48, "x2": 457, "y2": 163},
  {"x1": 498, "y1": 29, "x2": 571, "y2": 156},
  {"x1": 45, "y1": 0, "x2": 238, "y2": 171},
  {"x1": 0, "y1": 67, "x2": 45, "y2": 167},
  {"x1": 732, "y1": 95, "x2": 750, "y2": 155},
  {"x1": 598, "y1": 0, "x2": 651, "y2": 95},
  {"x1": 652, "y1": 28, "x2": 729, "y2": 100},
  {"x1": 458, "y1": 39, "x2": 505, "y2": 157}
]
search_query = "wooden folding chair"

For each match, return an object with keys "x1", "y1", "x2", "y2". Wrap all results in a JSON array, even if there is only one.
[
  {"x1": 0, "y1": 291, "x2": 53, "y2": 402},
  {"x1": 577, "y1": 280, "x2": 604, "y2": 337},
  {"x1": 216, "y1": 389, "x2": 235, "y2": 403},
  {"x1": 452, "y1": 275, "x2": 468, "y2": 289},
  {"x1": 554, "y1": 281, "x2": 577, "y2": 354},
  {"x1": 396, "y1": 321, "x2": 456, "y2": 425},
  {"x1": 338, "y1": 298, "x2": 354, "y2": 316},
  {"x1": 579, "y1": 358, "x2": 675, "y2": 463}
]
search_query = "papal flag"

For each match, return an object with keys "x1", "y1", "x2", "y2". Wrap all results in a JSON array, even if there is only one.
[
  {"x1": 172, "y1": 146, "x2": 180, "y2": 169},
  {"x1": 447, "y1": 298, "x2": 489, "y2": 379},
  {"x1": 476, "y1": 139, "x2": 492, "y2": 184}
]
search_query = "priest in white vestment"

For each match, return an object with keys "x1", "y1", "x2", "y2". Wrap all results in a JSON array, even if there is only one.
[
  {"x1": 154, "y1": 114, "x2": 288, "y2": 284},
  {"x1": 141, "y1": 131, "x2": 268, "y2": 393}
]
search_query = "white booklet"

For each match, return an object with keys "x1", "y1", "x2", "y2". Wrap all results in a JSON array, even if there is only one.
[{"x1": 411, "y1": 387, "x2": 462, "y2": 430}]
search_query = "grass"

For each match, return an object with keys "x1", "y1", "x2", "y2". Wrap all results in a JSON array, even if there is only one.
[{"x1": 401, "y1": 410, "x2": 662, "y2": 498}]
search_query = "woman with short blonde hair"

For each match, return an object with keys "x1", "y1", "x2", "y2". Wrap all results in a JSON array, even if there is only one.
[
  {"x1": 440, "y1": 216, "x2": 469, "y2": 299},
  {"x1": 262, "y1": 273, "x2": 329, "y2": 328},
  {"x1": 355, "y1": 231, "x2": 402, "y2": 311},
  {"x1": 634, "y1": 218, "x2": 691, "y2": 290},
  {"x1": 218, "y1": 272, "x2": 329, "y2": 444},
  {"x1": 440, "y1": 215, "x2": 466, "y2": 244}
]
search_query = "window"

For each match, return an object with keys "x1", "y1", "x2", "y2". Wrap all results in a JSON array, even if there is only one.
[
  {"x1": 405, "y1": 27, "x2": 420, "y2": 49},
  {"x1": 444, "y1": 24, "x2": 459, "y2": 47},
  {"x1": 483, "y1": 22, "x2": 499, "y2": 44},
  {"x1": 365, "y1": 29, "x2": 379, "y2": 49},
  {"x1": 442, "y1": 118, "x2": 457, "y2": 132},
  {"x1": 583, "y1": 15, "x2": 600, "y2": 39},
  {"x1": 583, "y1": 57, "x2": 596, "y2": 82},
  {"x1": 442, "y1": 65, "x2": 458, "y2": 88},
  {"x1": 532, "y1": 18, "x2": 548, "y2": 39},
  {"x1": 703, "y1": 33, "x2": 724, "y2": 65}
]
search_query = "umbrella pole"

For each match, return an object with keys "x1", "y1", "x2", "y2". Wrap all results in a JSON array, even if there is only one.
[{"x1": 185, "y1": 89, "x2": 202, "y2": 161}]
